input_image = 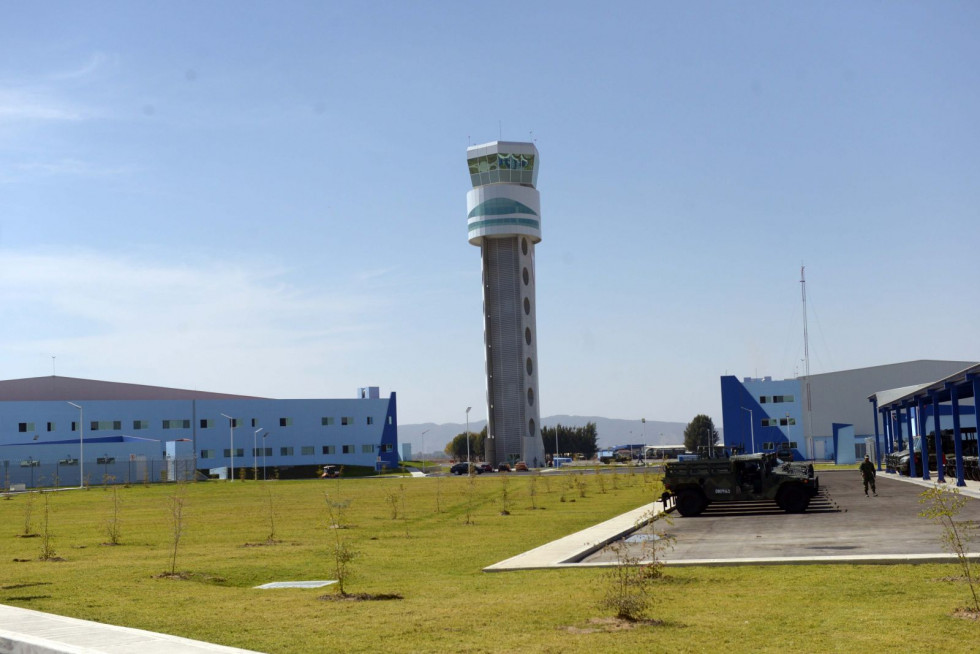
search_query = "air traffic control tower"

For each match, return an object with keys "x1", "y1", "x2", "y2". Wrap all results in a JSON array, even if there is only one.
[{"x1": 466, "y1": 141, "x2": 546, "y2": 468}]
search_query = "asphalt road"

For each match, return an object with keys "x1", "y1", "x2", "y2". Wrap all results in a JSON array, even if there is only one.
[{"x1": 581, "y1": 469, "x2": 980, "y2": 563}]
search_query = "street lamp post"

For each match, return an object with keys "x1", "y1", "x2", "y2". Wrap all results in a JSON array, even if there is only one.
[
  {"x1": 465, "y1": 407, "x2": 472, "y2": 464},
  {"x1": 262, "y1": 432, "x2": 271, "y2": 480},
  {"x1": 253, "y1": 429, "x2": 264, "y2": 481},
  {"x1": 420, "y1": 429, "x2": 430, "y2": 474},
  {"x1": 786, "y1": 412, "x2": 792, "y2": 454},
  {"x1": 741, "y1": 407, "x2": 755, "y2": 454},
  {"x1": 220, "y1": 413, "x2": 235, "y2": 482},
  {"x1": 67, "y1": 402, "x2": 84, "y2": 488}
]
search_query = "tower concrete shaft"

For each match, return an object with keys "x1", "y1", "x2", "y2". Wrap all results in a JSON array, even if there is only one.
[{"x1": 466, "y1": 141, "x2": 545, "y2": 467}]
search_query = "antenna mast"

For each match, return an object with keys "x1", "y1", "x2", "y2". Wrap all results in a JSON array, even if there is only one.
[{"x1": 800, "y1": 266, "x2": 813, "y2": 458}]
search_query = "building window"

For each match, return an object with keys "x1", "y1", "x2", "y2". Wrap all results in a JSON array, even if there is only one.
[
  {"x1": 71, "y1": 421, "x2": 77, "y2": 432},
  {"x1": 341, "y1": 416, "x2": 354, "y2": 426},
  {"x1": 388, "y1": 416, "x2": 393, "y2": 425},
  {"x1": 759, "y1": 396, "x2": 768, "y2": 404},
  {"x1": 342, "y1": 445, "x2": 353, "y2": 454},
  {"x1": 778, "y1": 418, "x2": 797, "y2": 426},
  {"x1": 251, "y1": 418, "x2": 257, "y2": 427},
  {"x1": 301, "y1": 446, "x2": 314, "y2": 456},
  {"x1": 200, "y1": 419, "x2": 213, "y2": 429},
  {"x1": 223, "y1": 448, "x2": 245, "y2": 458},
  {"x1": 366, "y1": 416, "x2": 374, "y2": 425},
  {"x1": 772, "y1": 395, "x2": 795, "y2": 403},
  {"x1": 163, "y1": 419, "x2": 191, "y2": 429},
  {"x1": 322, "y1": 417, "x2": 335, "y2": 426},
  {"x1": 361, "y1": 444, "x2": 375, "y2": 454},
  {"x1": 18, "y1": 422, "x2": 35, "y2": 433},
  {"x1": 762, "y1": 441, "x2": 774, "y2": 450},
  {"x1": 280, "y1": 447, "x2": 294, "y2": 456},
  {"x1": 201, "y1": 450, "x2": 216, "y2": 459},
  {"x1": 280, "y1": 418, "x2": 292, "y2": 427},
  {"x1": 787, "y1": 441, "x2": 798, "y2": 449},
  {"x1": 47, "y1": 422, "x2": 55, "y2": 432},
  {"x1": 381, "y1": 444, "x2": 393, "y2": 453},
  {"x1": 322, "y1": 445, "x2": 336, "y2": 455},
  {"x1": 133, "y1": 420, "x2": 149, "y2": 430},
  {"x1": 90, "y1": 421, "x2": 122, "y2": 431}
]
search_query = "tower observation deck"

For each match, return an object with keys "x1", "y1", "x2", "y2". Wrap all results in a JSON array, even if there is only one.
[{"x1": 466, "y1": 141, "x2": 546, "y2": 468}]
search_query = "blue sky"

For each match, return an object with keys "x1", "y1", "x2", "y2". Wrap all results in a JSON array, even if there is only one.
[{"x1": 1, "y1": 1, "x2": 978, "y2": 427}]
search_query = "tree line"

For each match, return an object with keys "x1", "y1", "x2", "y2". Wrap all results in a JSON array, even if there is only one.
[{"x1": 444, "y1": 423, "x2": 599, "y2": 461}]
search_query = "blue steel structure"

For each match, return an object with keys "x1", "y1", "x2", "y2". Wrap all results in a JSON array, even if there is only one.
[
  {"x1": 870, "y1": 363, "x2": 980, "y2": 487},
  {"x1": 0, "y1": 376, "x2": 398, "y2": 488}
]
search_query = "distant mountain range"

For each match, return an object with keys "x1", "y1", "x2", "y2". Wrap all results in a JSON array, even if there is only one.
[{"x1": 399, "y1": 415, "x2": 720, "y2": 457}]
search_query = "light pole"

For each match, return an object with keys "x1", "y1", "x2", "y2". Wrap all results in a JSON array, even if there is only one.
[
  {"x1": 67, "y1": 402, "x2": 84, "y2": 488},
  {"x1": 741, "y1": 407, "x2": 755, "y2": 454},
  {"x1": 465, "y1": 406, "x2": 472, "y2": 463},
  {"x1": 419, "y1": 429, "x2": 430, "y2": 474},
  {"x1": 220, "y1": 413, "x2": 235, "y2": 482},
  {"x1": 262, "y1": 432, "x2": 271, "y2": 480},
  {"x1": 253, "y1": 429, "x2": 264, "y2": 481},
  {"x1": 786, "y1": 411, "x2": 792, "y2": 452}
]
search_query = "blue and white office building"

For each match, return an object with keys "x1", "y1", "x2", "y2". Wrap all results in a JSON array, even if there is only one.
[
  {"x1": 721, "y1": 360, "x2": 976, "y2": 463},
  {"x1": 0, "y1": 376, "x2": 398, "y2": 488}
]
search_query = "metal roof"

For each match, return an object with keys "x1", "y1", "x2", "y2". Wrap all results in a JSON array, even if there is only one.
[
  {"x1": 0, "y1": 376, "x2": 265, "y2": 402},
  {"x1": 868, "y1": 362, "x2": 980, "y2": 407}
]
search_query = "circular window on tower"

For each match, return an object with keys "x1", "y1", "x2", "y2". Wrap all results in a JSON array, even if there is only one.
[
  {"x1": 523, "y1": 297, "x2": 530, "y2": 315},
  {"x1": 522, "y1": 267, "x2": 529, "y2": 285},
  {"x1": 528, "y1": 418, "x2": 536, "y2": 437},
  {"x1": 526, "y1": 357, "x2": 533, "y2": 375},
  {"x1": 525, "y1": 327, "x2": 532, "y2": 345},
  {"x1": 527, "y1": 387, "x2": 534, "y2": 406},
  {"x1": 522, "y1": 237, "x2": 528, "y2": 255}
]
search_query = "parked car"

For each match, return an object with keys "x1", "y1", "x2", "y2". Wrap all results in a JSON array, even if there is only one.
[
  {"x1": 450, "y1": 462, "x2": 472, "y2": 475},
  {"x1": 320, "y1": 465, "x2": 339, "y2": 478},
  {"x1": 514, "y1": 461, "x2": 529, "y2": 471},
  {"x1": 497, "y1": 463, "x2": 511, "y2": 472},
  {"x1": 477, "y1": 463, "x2": 494, "y2": 473}
]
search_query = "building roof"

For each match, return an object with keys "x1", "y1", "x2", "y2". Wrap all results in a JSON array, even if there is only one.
[
  {"x1": 869, "y1": 362, "x2": 980, "y2": 407},
  {"x1": 0, "y1": 376, "x2": 265, "y2": 402}
]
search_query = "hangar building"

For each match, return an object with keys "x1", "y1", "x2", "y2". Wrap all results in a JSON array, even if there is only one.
[
  {"x1": 720, "y1": 360, "x2": 977, "y2": 463},
  {"x1": 0, "y1": 376, "x2": 398, "y2": 488}
]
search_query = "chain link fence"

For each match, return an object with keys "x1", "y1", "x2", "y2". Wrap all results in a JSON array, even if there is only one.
[{"x1": 1, "y1": 457, "x2": 202, "y2": 490}]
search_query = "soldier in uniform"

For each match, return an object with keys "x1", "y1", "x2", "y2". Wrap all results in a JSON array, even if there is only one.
[{"x1": 860, "y1": 455, "x2": 877, "y2": 496}]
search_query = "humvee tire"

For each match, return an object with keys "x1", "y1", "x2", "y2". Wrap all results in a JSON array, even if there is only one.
[
  {"x1": 676, "y1": 489, "x2": 706, "y2": 517},
  {"x1": 777, "y1": 484, "x2": 809, "y2": 513}
]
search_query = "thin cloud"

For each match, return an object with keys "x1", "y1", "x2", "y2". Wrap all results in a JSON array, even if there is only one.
[
  {"x1": 49, "y1": 52, "x2": 116, "y2": 82},
  {"x1": 0, "y1": 250, "x2": 388, "y2": 396},
  {"x1": 0, "y1": 89, "x2": 85, "y2": 122}
]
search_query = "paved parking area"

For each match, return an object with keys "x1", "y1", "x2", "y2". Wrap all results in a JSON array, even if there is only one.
[{"x1": 581, "y1": 470, "x2": 980, "y2": 565}]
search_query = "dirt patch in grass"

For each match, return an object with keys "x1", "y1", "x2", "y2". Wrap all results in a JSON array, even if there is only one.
[
  {"x1": 562, "y1": 617, "x2": 665, "y2": 633},
  {"x1": 242, "y1": 539, "x2": 284, "y2": 548},
  {"x1": 952, "y1": 607, "x2": 980, "y2": 620},
  {"x1": 318, "y1": 592, "x2": 403, "y2": 602},
  {"x1": 153, "y1": 571, "x2": 227, "y2": 584}
]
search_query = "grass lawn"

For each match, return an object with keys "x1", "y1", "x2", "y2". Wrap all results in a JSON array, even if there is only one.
[{"x1": 1, "y1": 470, "x2": 977, "y2": 653}]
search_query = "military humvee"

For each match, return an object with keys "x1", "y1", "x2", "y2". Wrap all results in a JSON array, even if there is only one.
[{"x1": 661, "y1": 452, "x2": 819, "y2": 517}]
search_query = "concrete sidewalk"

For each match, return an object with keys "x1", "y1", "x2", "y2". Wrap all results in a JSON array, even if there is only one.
[
  {"x1": 483, "y1": 501, "x2": 665, "y2": 572},
  {"x1": 0, "y1": 604, "x2": 262, "y2": 654}
]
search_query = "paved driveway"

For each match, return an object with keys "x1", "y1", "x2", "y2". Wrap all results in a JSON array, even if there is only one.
[{"x1": 581, "y1": 470, "x2": 980, "y2": 564}]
